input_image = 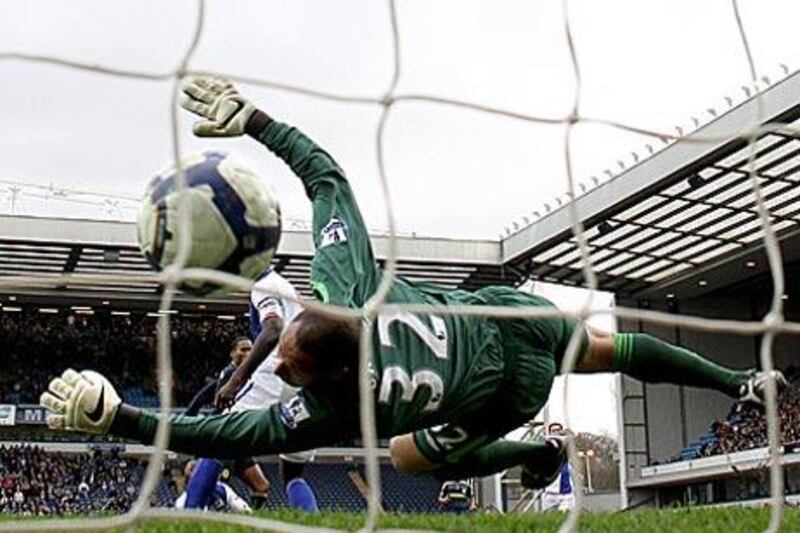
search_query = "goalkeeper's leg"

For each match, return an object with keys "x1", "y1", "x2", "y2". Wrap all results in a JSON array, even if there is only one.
[
  {"x1": 576, "y1": 331, "x2": 785, "y2": 403},
  {"x1": 391, "y1": 425, "x2": 565, "y2": 490},
  {"x1": 390, "y1": 355, "x2": 561, "y2": 486}
]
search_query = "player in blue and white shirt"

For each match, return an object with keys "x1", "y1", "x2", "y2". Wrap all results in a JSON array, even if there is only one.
[
  {"x1": 542, "y1": 461, "x2": 574, "y2": 511},
  {"x1": 218, "y1": 268, "x2": 302, "y2": 411},
  {"x1": 184, "y1": 269, "x2": 318, "y2": 512},
  {"x1": 541, "y1": 423, "x2": 575, "y2": 511}
]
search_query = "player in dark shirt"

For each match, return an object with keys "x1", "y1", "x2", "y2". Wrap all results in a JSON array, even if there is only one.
[{"x1": 184, "y1": 338, "x2": 246, "y2": 417}]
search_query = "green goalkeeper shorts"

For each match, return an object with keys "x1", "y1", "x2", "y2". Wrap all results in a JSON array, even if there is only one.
[
  {"x1": 475, "y1": 285, "x2": 590, "y2": 372},
  {"x1": 414, "y1": 347, "x2": 556, "y2": 465},
  {"x1": 413, "y1": 286, "x2": 590, "y2": 465}
]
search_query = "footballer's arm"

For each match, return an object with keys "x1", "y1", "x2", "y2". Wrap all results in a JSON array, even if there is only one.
[
  {"x1": 184, "y1": 378, "x2": 218, "y2": 416},
  {"x1": 110, "y1": 401, "x2": 338, "y2": 459},
  {"x1": 180, "y1": 77, "x2": 381, "y2": 306},
  {"x1": 180, "y1": 76, "x2": 365, "y2": 237},
  {"x1": 215, "y1": 316, "x2": 283, "y2": 409},
  {"x1": 41, "y1": 369, "x2": 350, "y2": 459}
]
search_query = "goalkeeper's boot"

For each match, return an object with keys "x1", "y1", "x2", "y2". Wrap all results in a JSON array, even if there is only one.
[
  {"x1": 40, "y1": 368, "x2": 121, "y2": 435},
  {"x1": 738, "y1": 369, "x2": 788, "y2": 407},
  {"x1": 520, "y1": 435, "x2": 568, "y2": 490}
]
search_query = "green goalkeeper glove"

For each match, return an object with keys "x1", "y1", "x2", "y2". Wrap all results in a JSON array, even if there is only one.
[{"x1": 180, "y1": 76, "x2": 257, "y2": 137}]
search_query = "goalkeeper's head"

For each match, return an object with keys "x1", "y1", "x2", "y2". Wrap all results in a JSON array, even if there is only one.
[{"x1": 276, "y1": 310, "x2": 360, "y2": 389}]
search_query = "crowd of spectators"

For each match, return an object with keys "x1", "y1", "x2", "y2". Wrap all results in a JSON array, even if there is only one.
[
  {"x1": 0, "y1": 308, "x2": 248, "y2": 407},
  {"x1": 0, "y1": 445, "x2": 146, "y2": 515},
  {"x1": 674, "y1": 366, "x2": 800, "y2": 461},
  {"x1": 701, "y1": 370, "x2": 800, "y2": 457}
]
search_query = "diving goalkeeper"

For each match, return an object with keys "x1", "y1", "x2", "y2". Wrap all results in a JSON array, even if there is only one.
[{"x1": 40, "y1": 77, "x2": 786, "y2": 487}]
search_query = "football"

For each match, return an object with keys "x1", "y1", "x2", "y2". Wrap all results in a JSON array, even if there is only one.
[{"x1": 137, "y1": 151, "x2": 281, "y2": 295}]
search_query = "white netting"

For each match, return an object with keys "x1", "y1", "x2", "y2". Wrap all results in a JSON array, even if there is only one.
[{"x1": 0, "y1": 0, "x2": 798, "y2": 531}]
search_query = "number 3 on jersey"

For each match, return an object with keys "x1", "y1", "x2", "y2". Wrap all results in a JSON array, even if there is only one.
[{"x1": 377, "y1": 311, "x2": 447, "y2": 412}]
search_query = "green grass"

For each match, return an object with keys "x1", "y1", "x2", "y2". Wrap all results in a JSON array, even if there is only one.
[{"x1": 6, "y1": 507, "x2": 797, "y2": 532}]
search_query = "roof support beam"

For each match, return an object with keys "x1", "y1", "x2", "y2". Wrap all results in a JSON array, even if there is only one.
[{"x1": 62, "y1": 246, "x2": 83, "y2": 274}]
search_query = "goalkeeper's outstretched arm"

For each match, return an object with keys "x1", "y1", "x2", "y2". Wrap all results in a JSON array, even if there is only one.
[
  {"x1": 181, "y1": 76, "x2": 381, "y2": 306},
  {"x1": 110, "y1": 402, "x2": 336, "y2": 459},
  {"x1": 180, "y1": 76, "x2": 366, "y2": 240},
  {"x1": 40, "y1": 368, "x2": 351, "y2": 459}
]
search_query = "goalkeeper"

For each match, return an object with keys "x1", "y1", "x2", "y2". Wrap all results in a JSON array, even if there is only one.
[{"x1": 40, "y1": 77, "x2": 786, "y2": 487}]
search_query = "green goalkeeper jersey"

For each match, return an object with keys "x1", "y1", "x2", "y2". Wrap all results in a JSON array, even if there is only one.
[
  {"x1": 255, "y1": 120, "x2": 508, "y2": 435},
  {"x1": 129, "y1": 119, "x2": 522, "y2": 460}
]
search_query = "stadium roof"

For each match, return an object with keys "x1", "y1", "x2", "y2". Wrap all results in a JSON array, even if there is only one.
[
  {"x1": 0, "y1": 214, "x2": 514, "y2": 311},
  {"x1": 502, "y1": 69, "x2": 800, "y2": 301}
]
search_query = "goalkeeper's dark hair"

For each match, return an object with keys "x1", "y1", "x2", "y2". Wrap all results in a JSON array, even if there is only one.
[
  {"x1": 293, "y1": 311, "x2": 361, "y2": 375},
  {"x1": 229, "y1": 336, "x2": 252, "y2": 352}
]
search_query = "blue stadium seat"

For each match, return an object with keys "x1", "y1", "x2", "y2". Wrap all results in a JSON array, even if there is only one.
[
  {"x1": 124, "y1": 387, "x2": 159, "y2": 408},
  {"x1": 377, "y1": 465, "x2": 440, "y2": 512},
  {"x1": 148, "y1": 461, "x2": 446, "y2": 512}
]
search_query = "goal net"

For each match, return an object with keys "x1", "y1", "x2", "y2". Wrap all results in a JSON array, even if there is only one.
[{"x1": 0, "y1": 1, "x2": 796, "y2": 531}]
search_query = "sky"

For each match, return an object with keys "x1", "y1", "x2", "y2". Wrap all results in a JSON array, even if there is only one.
[{"x1": 2, "y1": 0, "x2": 800, "y2": 436}]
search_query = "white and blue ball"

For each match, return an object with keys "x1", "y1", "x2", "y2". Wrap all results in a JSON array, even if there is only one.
[{"x1": 137, "y1": 151, "x2": 281, "y2": 295}]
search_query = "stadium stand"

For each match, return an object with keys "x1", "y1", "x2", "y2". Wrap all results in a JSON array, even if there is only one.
[
  {"x1": 375, "y1": 465, "x2": 442, "y2": 512},
  {"x1": 183, "y1": 463, "x2": 440, "y2": 513},
  {"x1": 0, "y1": 307, "x2": 247, "y2": 406},
  {"x1": 0, "y1": 214, "x2": 514, "y2": 306},
  {"x1": 660, "y1": 369, "x2": 800, "y2": 463},
  {"x1": 0, "y1": 445, "x2": 145, "y2": 515},
  {"x1": 0, "y1": 444, "x2": 442, "y2": 515},
  {"x1": 684, "y1": 369, "x2": 800, "y2": 460}
]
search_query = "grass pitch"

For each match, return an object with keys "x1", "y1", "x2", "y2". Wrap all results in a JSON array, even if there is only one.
[{"x1": 119, "y1": 506, "x2": 799, "y2": 532}]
